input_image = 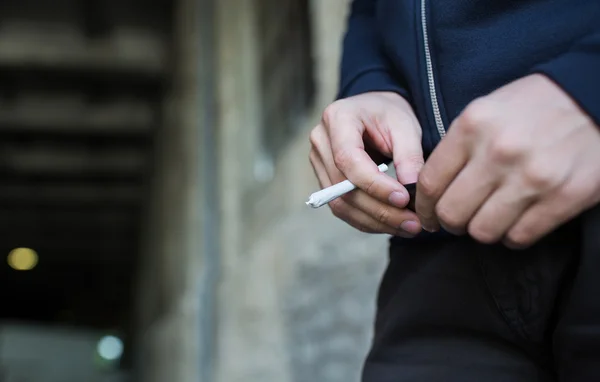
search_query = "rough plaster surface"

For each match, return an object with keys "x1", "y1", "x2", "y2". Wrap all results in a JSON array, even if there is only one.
[
  {"x1": 214, "y1": 1, "x2": 391, "y2": 382},
  {"x1": 221, "y1": 209, "x2": 389, "y2": 382},
  {"x1": 281, "y1": 211, "x2": 388, "y2": 382}
]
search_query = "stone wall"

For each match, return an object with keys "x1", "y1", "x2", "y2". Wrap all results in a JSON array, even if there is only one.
[{"x1": 215, "y1": 1, "x2": 390, "y2": 382}]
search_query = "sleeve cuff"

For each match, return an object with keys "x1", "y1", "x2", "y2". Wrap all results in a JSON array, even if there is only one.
[
  {"x1": 532, "y1": 49, "x2": 600, "y2": 127},
  {"x1": 337, "y1": 68, "x2": 411, "y2": 101}
]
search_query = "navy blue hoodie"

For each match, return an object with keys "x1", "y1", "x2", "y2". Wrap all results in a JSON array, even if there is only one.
[{"x1": 338, "y1": 0, "x2": 600, "y2": 157}]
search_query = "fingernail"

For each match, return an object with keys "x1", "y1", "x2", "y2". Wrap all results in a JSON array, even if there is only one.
[
  {"x1": 439, "y1": 223, "x2": 465, "y2": 236},
  {"x1": 400, "y1": 220, "x2": 420, "y2": 234},
  {"x1": 422, "y1": 224, "x2": 437, "y2": 233},
  {"x1": 389, "y1": 191, "x2": 408, "y2": 207},
  {"x1": 503, "y1": 239, "x2": 528, "y2": 251}
]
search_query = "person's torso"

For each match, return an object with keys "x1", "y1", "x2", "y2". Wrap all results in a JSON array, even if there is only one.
[{"x1": 375, "y1": 0, "x2": 600, "y2": 156}]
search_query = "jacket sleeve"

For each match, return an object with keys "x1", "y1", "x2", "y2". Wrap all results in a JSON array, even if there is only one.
[
  {"x1": 533, "y1": 31, "x2": 600, "y2": 126},
  {"x1": 337, "y1": 0, "x2": 409, "y2": 100}
]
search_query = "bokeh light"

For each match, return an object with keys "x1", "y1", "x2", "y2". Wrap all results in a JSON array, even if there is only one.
[
  {"x1": 97, "y1": 335, "x2": 124, "y2": 361},
  {"x1": 7, "y1": 248, "x2": 39, "y2": 271}
]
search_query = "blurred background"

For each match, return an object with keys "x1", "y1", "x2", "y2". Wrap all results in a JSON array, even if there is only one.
[{"x1": 0, "y1": 0, "x2": 390, "y2": 381}]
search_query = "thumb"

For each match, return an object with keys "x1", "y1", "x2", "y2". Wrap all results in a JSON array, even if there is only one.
[{"x1": 389, "y1": 124, "x2": 424, "y2": 185}]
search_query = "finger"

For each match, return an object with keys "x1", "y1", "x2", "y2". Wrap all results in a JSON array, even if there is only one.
[
  {"x1": 313, "y1": 125, "x2": 345, "y2": 182},
  {"x1": 389, "y1": 118, "x2": 425, "y2": 185},
  {"x1": 434, "y1": 162, "x2": 498, "y2": 235},
  {"x1": 504, "y1": 188, "x2": 580, "y2": 249},
  {"x1": 467, "y1": 183, "x2": 537, "y2": 244},
  {"x1": 416, "y1": 126, "x2": 470, "y2": 232},
  {"x1": 312, "y1": 125, "x2": 372, "y2": 196},
  {"x1": 342, "y1": 190, "x2": 422, "y2": 236},
  {"x1": 328, "y1": 117, "x2": 409, "y2": 207},
  {"x1": 317, "y1": 131, "x2": 420, "y2": 236},
  {"x1": 329, "y1": 198, "x2": 414, "y2": 237},
  {"x1": 312, "y1": 144, "x2": 417, "y2": 236},
  {"x1": 309, "y1": 149, "x2": 331, "y2": 189}
]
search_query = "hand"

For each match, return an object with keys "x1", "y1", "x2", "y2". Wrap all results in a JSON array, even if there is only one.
[
  {"x1": 416, "y1": 74, "x2": 600, "y2": 248},
  {"x1": 309, "y1": 92, "x2": 424, "y2": 237}
]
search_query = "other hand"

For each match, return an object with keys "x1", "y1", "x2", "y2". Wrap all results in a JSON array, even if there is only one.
[
  {"x1": 416, "y1": 74, "x2": 600, "y2": 248},
  {"x1": 309, "y1": 92, "x2": 424, "y2": 237}
]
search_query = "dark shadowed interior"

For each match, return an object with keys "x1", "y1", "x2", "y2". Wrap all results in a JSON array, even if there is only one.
[{"x1": 0, "y1": 0, "x2": 172, "y2": 373}]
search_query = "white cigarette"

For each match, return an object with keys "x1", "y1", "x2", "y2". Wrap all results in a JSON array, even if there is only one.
[{"x1": 306, "y1": 163, "x2": 389, "y2": 208}]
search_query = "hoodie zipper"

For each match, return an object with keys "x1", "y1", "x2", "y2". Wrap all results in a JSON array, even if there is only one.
[{"x1": 420, "y1": 0, "x2": 446, "y2": 139}]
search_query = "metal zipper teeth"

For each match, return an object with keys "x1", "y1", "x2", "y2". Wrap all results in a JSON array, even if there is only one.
[{"x1": 420, "y1": 0, "x2": 446, "y2": 139}]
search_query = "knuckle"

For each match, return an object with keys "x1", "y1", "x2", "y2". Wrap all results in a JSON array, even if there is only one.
[
  {"x1": 457, "y1": 98, "x2": 495, "y2": 135},
  {"x1": 417, "y1": 171, "x2": 438, "y2": 198},
  {"x1": 332, "y1": 147, "x2": 356, "y2": 171},
  {"x1": 364, "y1": 177, "x2": 378, "y2": 196},
  {"x1": 374, "y1": 206, "x2": 391, "y2": 225},
  {"x1": 308, "y1": 127, "x2": 321, "y2": 148},
  {"x1": 405, "y1": 153, "x2": 426, "y2": 166},
  {"x1": 322, "y1": 101, "x2": 343, "y2": 126},
  {"x1": 521, "y1": 161, "x2": 556, "y2": 191},
  {"x1": 435, "y1": 204, "x2": 463, "y2": 231},
  {"x1": 488, "y1": 135, "x2": 525, "y2": 164},
  {"x1": 468, "y1": 223, "x2": 499, "y2": 244},
  {"x1": 395, "y1": 153, "x2": 425, "y2": 173}
]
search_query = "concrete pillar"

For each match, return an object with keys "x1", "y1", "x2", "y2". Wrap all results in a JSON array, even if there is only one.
[
  {"x1": 133, "y1": 0, "x2": 217, "y2": 380},
  {"x1": 214, "y1": 1, "x2": 291, "y2": 381}
]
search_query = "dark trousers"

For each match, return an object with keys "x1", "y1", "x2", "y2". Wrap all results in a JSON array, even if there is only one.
[{"x1": 362, "y1": 205, "x2": 600, "y2": 381}]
